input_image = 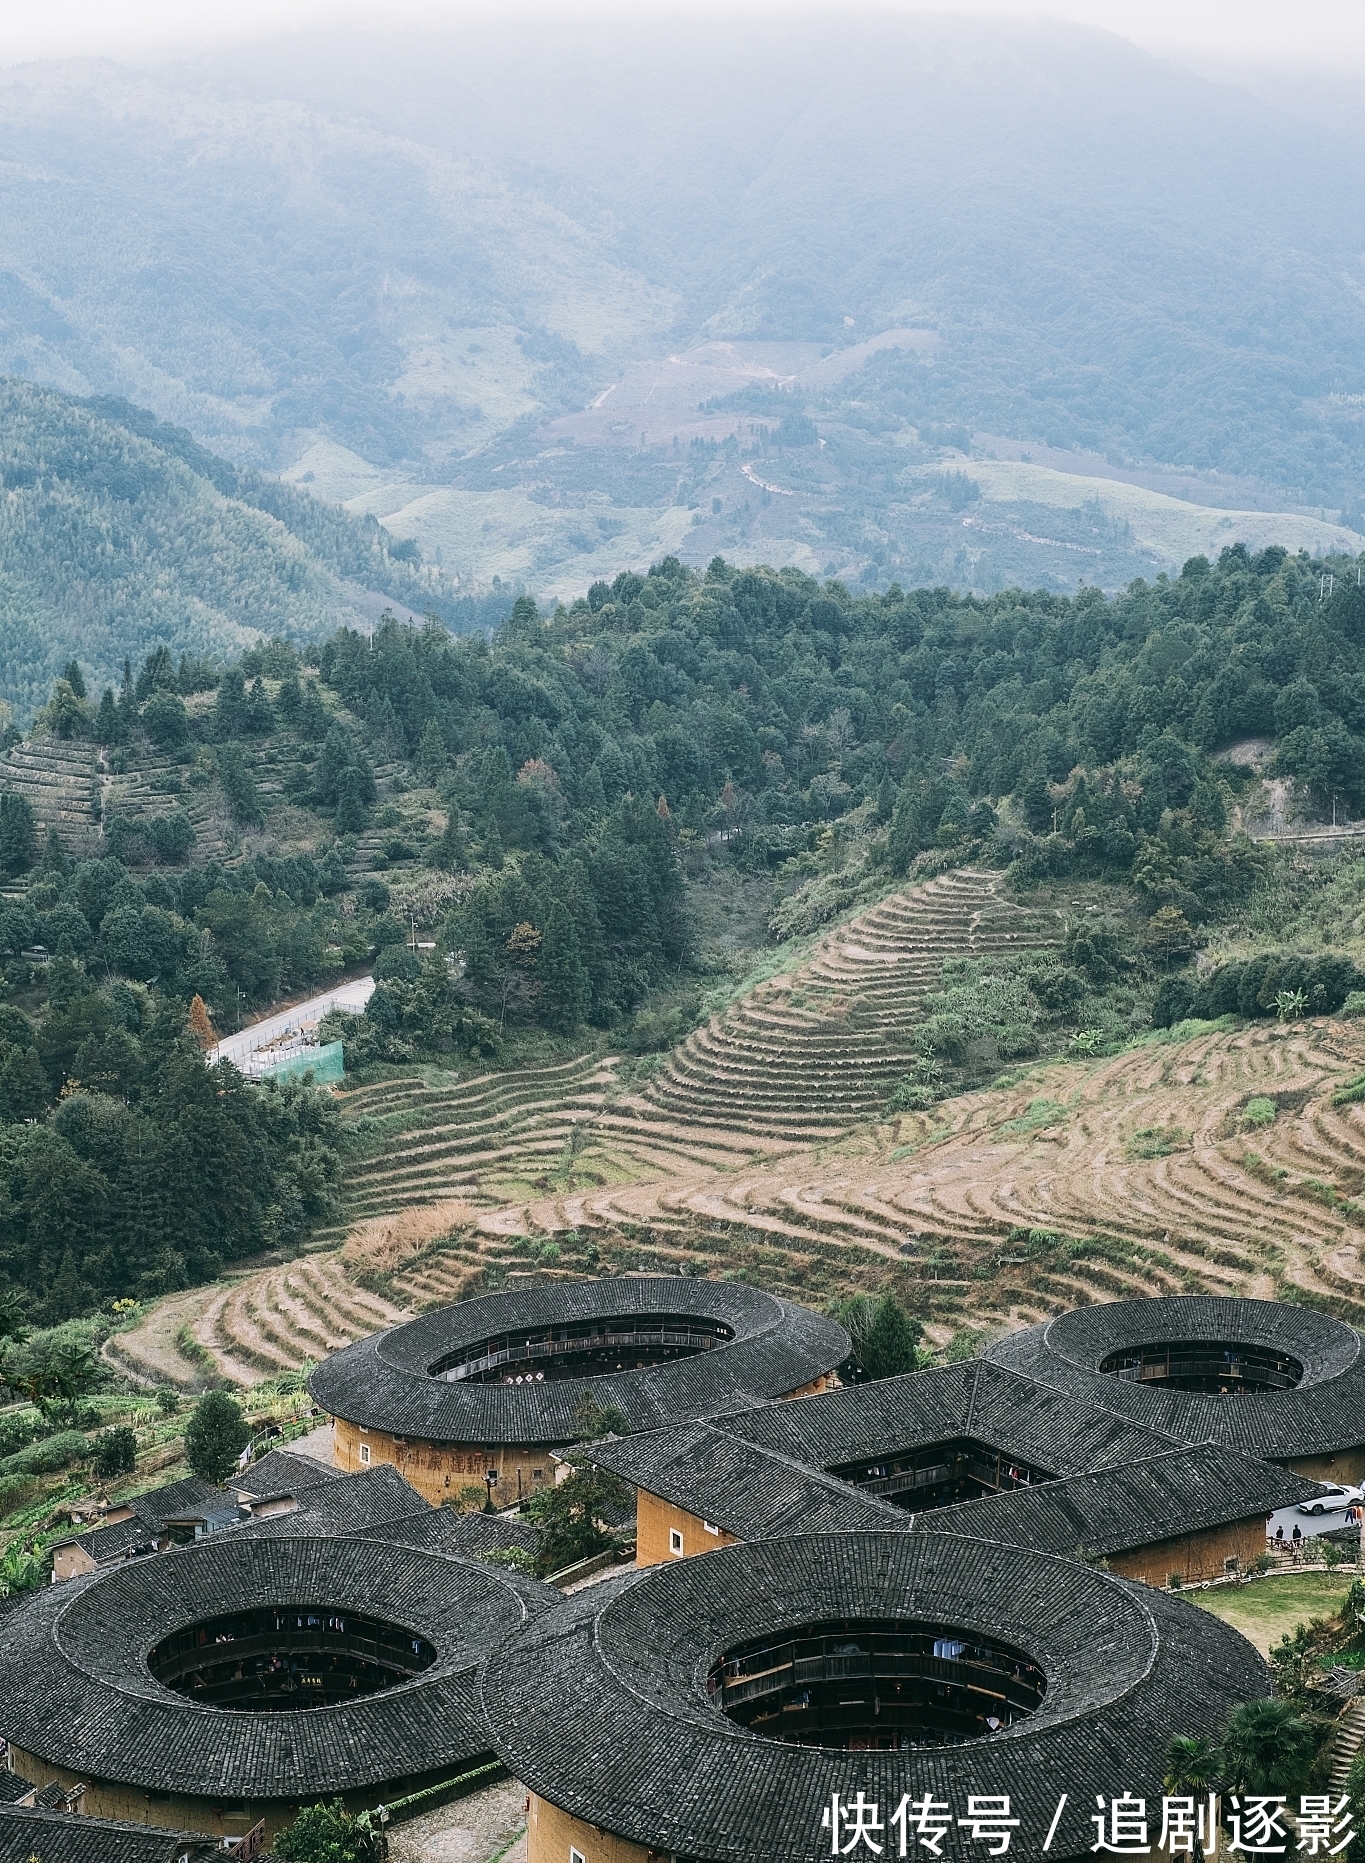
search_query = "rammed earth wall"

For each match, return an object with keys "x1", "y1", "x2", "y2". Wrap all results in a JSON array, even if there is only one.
[{"x1": 333, "y1": 1416, "x2": 557, "y2": 1504}]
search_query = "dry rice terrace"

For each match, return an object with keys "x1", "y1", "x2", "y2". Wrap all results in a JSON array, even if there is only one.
[{"x1": 112, "y1": 869, "x2": 1365, "y2": 1385}]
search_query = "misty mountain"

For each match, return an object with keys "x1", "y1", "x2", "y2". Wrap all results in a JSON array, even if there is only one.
[
  {"x1": 0, "y1": 379, "x2": 471, "y2": 712},
  {"x1": 0, "y1": 19, "x2": 1362, "y2": 599}
]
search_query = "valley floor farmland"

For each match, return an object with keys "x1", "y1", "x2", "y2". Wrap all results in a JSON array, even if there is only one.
[{"x1": 114, "y1": 870, "x2": 1365, "y2": 1386}]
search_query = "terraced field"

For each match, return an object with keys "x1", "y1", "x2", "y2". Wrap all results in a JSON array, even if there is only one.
[
  {"x1": 102, "y1": 748, "x2": 234, "y2": 862},
  {"x1": 642, "y1": 868, "x2": 1059, "y2": 1139},
  {"x1": 534, "y1": 1017, "x2": 1365, "y2": 1332},
  {"x1": 188, "y1": 1255, "x2": 410, "y2": 1385},
  {"x1": 0, "y1": 734, "x2": 100, "y2": 856},
  {"x1": 114, "y1": 865, "x2": 1365, "y2": 1385}
]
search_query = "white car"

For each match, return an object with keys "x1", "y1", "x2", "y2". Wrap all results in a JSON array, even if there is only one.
[{"x1": 1297, "y1": 1483, "x2": 1364, "y2": 1517}]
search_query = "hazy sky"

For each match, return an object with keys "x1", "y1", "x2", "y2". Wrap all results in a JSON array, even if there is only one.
[{"x1": 4, "y1": 0, "x2": 1365, "y2": 74}]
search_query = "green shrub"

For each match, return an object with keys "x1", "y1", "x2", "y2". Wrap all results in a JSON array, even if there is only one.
[
  {"x1": 0, "y1": 1428, "x2": 87, "y2": 1476},
  {"x1": 0, "y1": 1474, "x2": 39, "y2": 1518},
  {"x1": 481, "y1": 1545, "x2": 535, "y2": 1574},
  {"x1": 273, "y1": 1799, "x2": 381, "y2": 1862},
  {"x1": 0, "y1": 1409, "x2": 37, "y2": 1459},
  {"x1": 1243, "y1": 1097, "x2": 1276, "y2": 1127},
  {"x1": 93, "y1": 1425, "x2": 137, "y2": 1478}
]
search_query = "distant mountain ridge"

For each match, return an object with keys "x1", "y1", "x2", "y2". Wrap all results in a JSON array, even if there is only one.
[{"x1": 1, "y1": 22, "x2": 1363, "y2": 598}]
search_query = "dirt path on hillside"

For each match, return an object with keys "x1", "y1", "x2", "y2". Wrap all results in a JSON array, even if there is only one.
[{"x1": 105, "y1": 1284, "x2": 219, "y2": 1389}]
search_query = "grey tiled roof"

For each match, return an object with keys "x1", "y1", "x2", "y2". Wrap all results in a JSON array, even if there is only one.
[
  {"x1": 715, "y1": 1359, "x2": 1182, "y2": 1477},
  {"x1": 984, "y1": 1296, "x2": 1365, "y2": 1458},
  {"x1": 0, "y1": 1805, "x2": 220, "y2": 1861},
  {"x1": 58, "y1": 1477, "x2": 233, "y2": 1564},
  {"x1": 919, "y1": 1443, "x2": 1327, "y2": 1559},
  {"x1": 0, "y1": 1531, "x2": 553, "y2": 1802},
  {"x1": 481, "y1": 1531, "x2": 1268, "y2": 1863},
  {"x1": 363, "y1": 1509, "x2": 543, "y2": 1559},
  {"x1": 237, "y1": 1463, "x2": 431, "y2": 1539},
  {"x1": 581, "y1": 1422, "x2": 911, "y2": 1540},
  {"x1": 309, "y1": 1277, "x2": 848, "y2": 1446},
  {"x1": 233, "y1": 1447, "x2": 338, "y2": 1499}
]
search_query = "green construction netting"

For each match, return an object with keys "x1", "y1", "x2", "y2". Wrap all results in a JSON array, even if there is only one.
[{"x1": 256, "y1": 1041, "x2": 345, "y2": 1086}]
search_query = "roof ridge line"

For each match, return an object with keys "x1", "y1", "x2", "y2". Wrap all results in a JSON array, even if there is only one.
[
  {"x1": 964, "y1": 1356, "x2": 982, "y2": 1433},
  {"x1": 707, "y1": 1423, "x2": 904, "y2": 1515}
]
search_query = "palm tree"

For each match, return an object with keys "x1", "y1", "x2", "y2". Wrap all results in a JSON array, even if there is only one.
[
  {"x1": 1220, "y1": 1699, "x2": 1317, "y2": 1797},
  {"x1": 1164, "y1": 1734, "x2": 1220, "y2": 1863}
]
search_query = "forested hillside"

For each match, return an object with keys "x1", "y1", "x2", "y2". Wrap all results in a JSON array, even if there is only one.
[
  {"x1": 0, "y1": 380, "x2": 480, "y2": 713},
  {"x1": 1, "y1": 540, "x2": 1365, "y2": 1326}
]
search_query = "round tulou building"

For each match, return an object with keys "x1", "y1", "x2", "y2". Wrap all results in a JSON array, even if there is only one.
[
  {"x1": 310, "y1": 1277, "x2": 848, "y2": 1504},
  {"x1": 0, "y1": 1529, "x2": 553, "y2": 1844},
  {"x1": 984, "y1": 1294, "x2": 1365, "y2": 1482},
  {"x1": 482, "y1": 1530, "x2": 1268, "y2": 1863}
]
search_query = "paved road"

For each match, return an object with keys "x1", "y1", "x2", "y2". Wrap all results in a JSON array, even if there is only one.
[
  {"x1": 208, "y1": 976, "x2": 374, "y2": 1067},
  {"x1": 1269, "y1": 1499, "x2": 1358, "y2": 1542}
]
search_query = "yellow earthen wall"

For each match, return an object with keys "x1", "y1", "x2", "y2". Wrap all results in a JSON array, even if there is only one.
[
  {"x1": 1106, "y1": 1517, "x2": 1267, "y2": 1588},
  {"x1": 8, "y1": 1748, "x2": 286, "y2": 1843},
  {"x1": 635, "y1": 1490, "x2": 739, "y2": 1566},
  {"x1": 51, "y1": 1542, "x2": 98, "y2": 1582},
  {"x1": 1288, "y1": 1448, "x2": 1365, "y2": 1487},
  {"x1": 333, "y1": 1417, "x2": 556, "y2": 1505},
  {"x1": 329, "y1": 1368, "x2": 837, "y2": 1509},
  {"x1": 529, "y1": 1792, "x2": 663, "y2": 1863},
  {"x1": 783, "y1": 1373, "x2": 838, "y2": 1400}
]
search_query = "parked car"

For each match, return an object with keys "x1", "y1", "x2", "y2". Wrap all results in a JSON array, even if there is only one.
[{"x1": 1297, "y1": 1483, "x2": 1364, "y2": 1517}]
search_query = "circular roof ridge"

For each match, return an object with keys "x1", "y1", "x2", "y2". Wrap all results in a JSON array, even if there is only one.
[
  {"x1": 310, "y1": 1276, "x2": 849, "y2": 1445},
  {"x1": 1038, "y1": 1295, "x2": 1361, "y2": 1381},
  {"x1": 0, "y1": 1530, "x2": 553, "y2": 1801},
  {"x1": 985, "y1": 1296, "x2": 1365, "y2": 1458},
  {"x1": 481, "y1": 1531, "x2": 1265, "y2": 1863}
]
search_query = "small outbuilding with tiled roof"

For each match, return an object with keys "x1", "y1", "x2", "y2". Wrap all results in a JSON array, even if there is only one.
[
  {"x1": 51, "y1": 1477, "x2": 242, "y2": 1582},
  {"x1": 310, "y1": 1277, "x2": 847, "y2": 1504},
  {"x1": 0, "y1": 1525, "x2": 556, "y2": 1844},
  {"x1": 0, "y1": 1804, "x2": 222, "y2": 1863},
  {"x1": 481, "y1": 1530, "x2": 1269, "y2": 1863},
  {"x1": 984, "y1": 1295, "x2": 1365, "y2": 1482}
]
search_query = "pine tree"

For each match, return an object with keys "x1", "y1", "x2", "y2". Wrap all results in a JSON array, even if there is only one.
[
  {"x1": 434, "y1": 811, "x2": 467, "y2": 872},
  {"x1": 187, "y1": 995, "x2": 216, "y2": 1049},
  {"x1": 118, "y1": 657, "x2": 136, "y2": 730},
  {"x1": 47, "y1": 1246, "x2": 94, "y2": 1323},
  {"x1": 219, "y1": 745, "x2": 264, "y2": 827},
  {"x1": 94, "y1": 687, "x2": 121, "y2": 745},
  {"x1": 0, "y1": 793, "x2": 36, "y2": 877},
  {"x1": 859, "y1": 1293, "x2": 924, "y2": 1380},
  {"x1": 184, "y1": 1390, "x2": 249, "y2": 1484},
  {"x1": 1021, "y1": 771, "x2": 1053, "y2": 834},
  {"x1": 335, "y1": 766, "x2": 369, "y2": 833},
  {"x1": 40, "y1": 826, "x2": 70, "y2": 876},
  {"x1": 417, "y1": 718, "x2": 447, "y2": 780},
  {"x1": 0, "y1": 1047, "x2": 48, "y2": 1122},
  {"x1": 62, "y1": 659, "x2": 87, "y2": 700},
  {"x1": 538, "y1": 901, "x2": 589, "y2": 1032}
]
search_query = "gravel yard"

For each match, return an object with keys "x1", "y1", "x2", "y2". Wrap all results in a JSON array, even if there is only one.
[{"x1": 387, "y1": 1777, "x2": 527, "y2": 1863}]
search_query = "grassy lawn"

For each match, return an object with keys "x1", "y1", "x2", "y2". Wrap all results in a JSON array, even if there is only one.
[{"x1": 1186, "y1": 1572, "x2": 1354, "y2": 1655}]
